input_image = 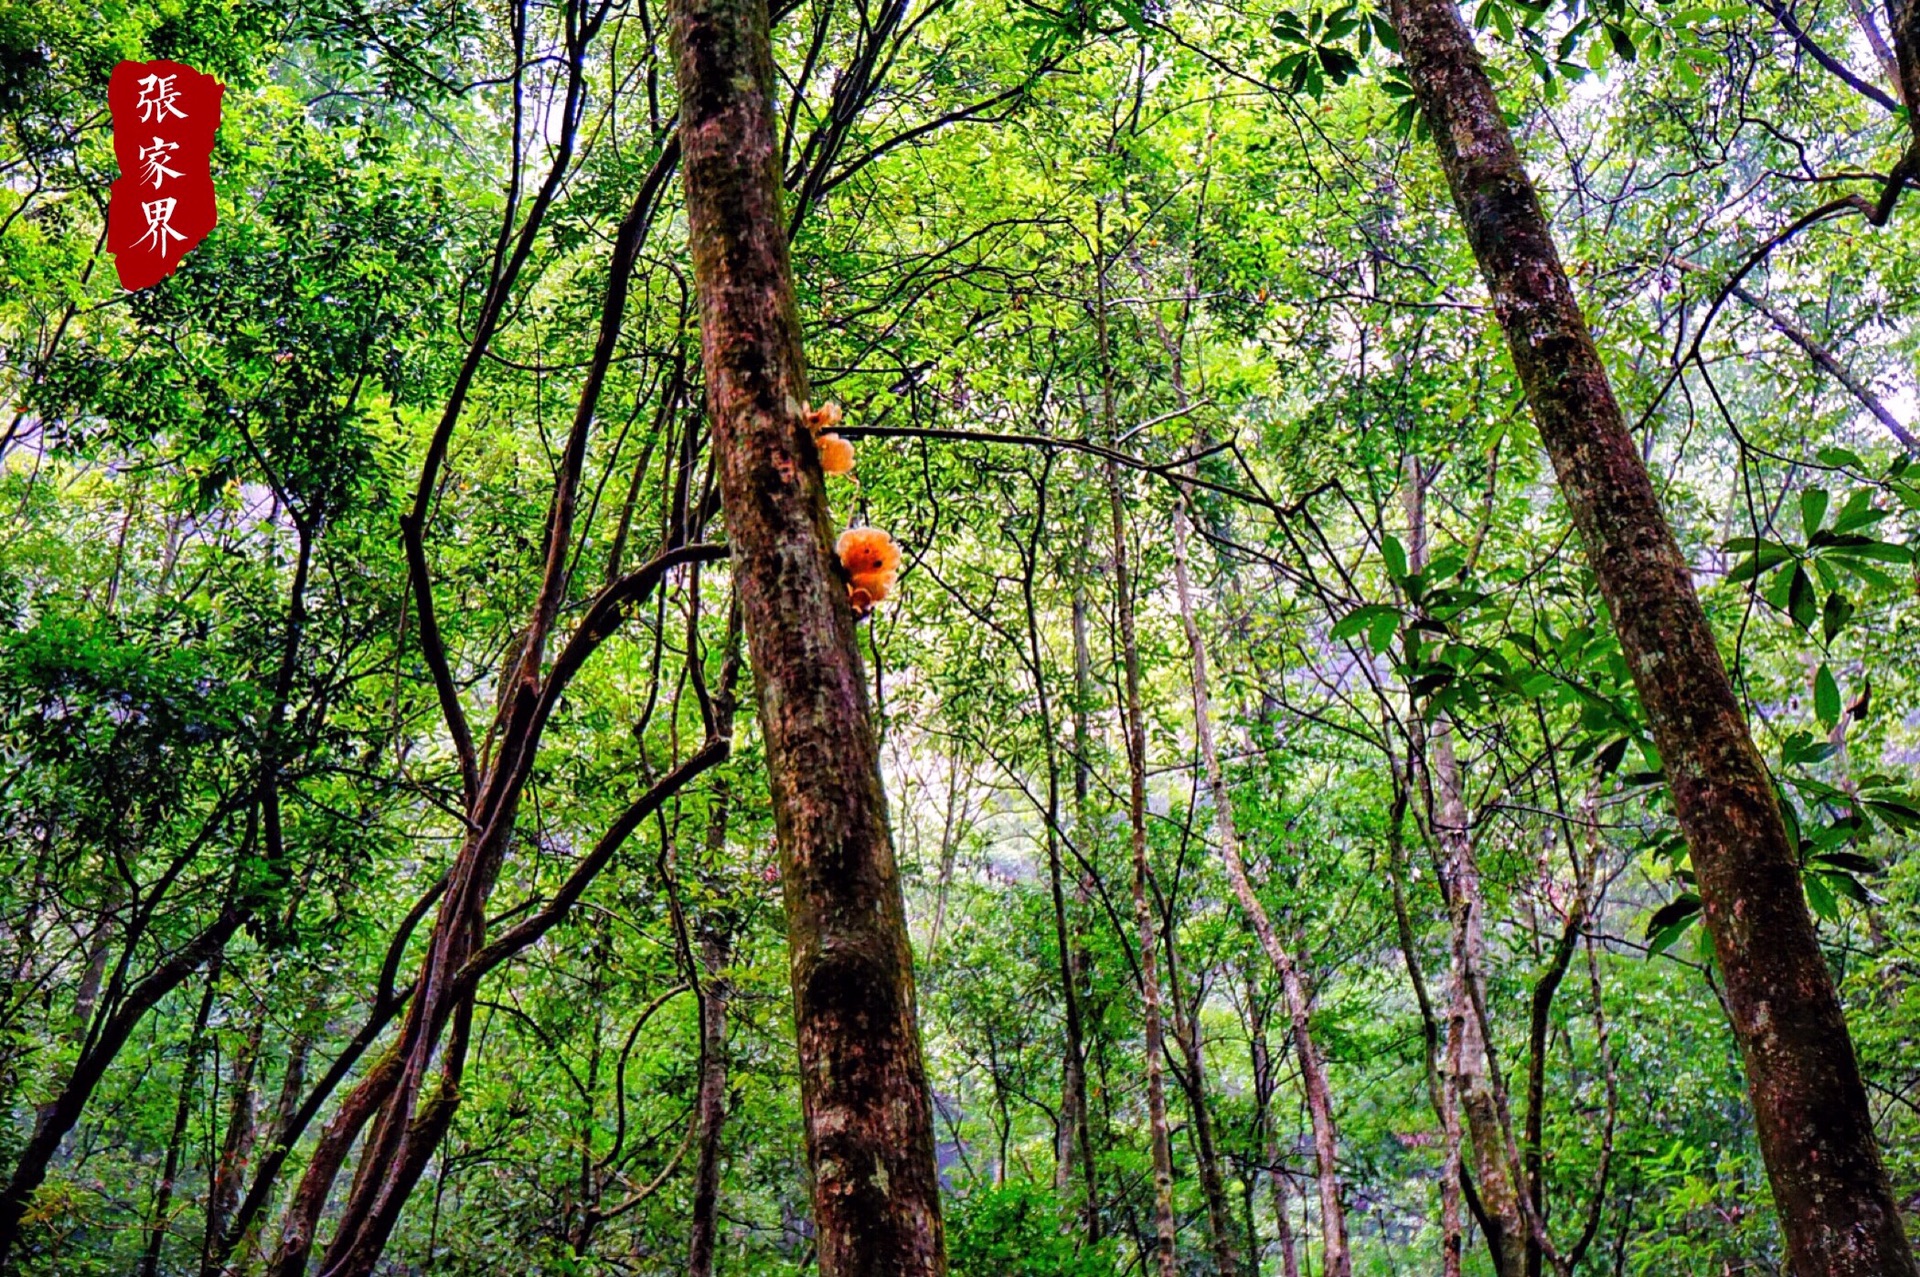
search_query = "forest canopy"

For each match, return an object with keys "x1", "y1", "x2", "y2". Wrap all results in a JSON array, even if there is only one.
[{"x1": 2, "y1": 0, "x2": 1920, "y2": 1272}]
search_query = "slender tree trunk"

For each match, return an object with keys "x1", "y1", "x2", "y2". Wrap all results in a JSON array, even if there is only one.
[
  {"x1": 1441, "y1": 978, "x2": 1468, "y2": 1277},
  {"x1": 1247, "y1": 993, "x2": 1302, "y2": 1277},
  {"x1": 1168, "y1": 967, "x2": 1241, "y2": 1277},
  {"x1": 1068, "y1": 585, "x2": 1102, "y2": 1240},
  {"x1": 209, "y1": 1023, "x2": 310, "y2": 1275},
  {"x1": 1105, "y1": 454, "x2": 1178, "y2": 1277},
  {"x1": 1171, "y1": 498, "x2": 1352, "y2": 1277},
  {"x1": 201, "y1": 1004, "x2": 266, "y2": 1276},
  {"x1": 1403, "y1": 461, "x2": 1529, "y2": 1277},
  {"x1": 141, "y1": 957, "x2": 224, "y2": 1277},
  {"x1": 1021, "y1": 551, "x2": 1093, "y2": 1213},
  {"x1": 689, "y1": 717, "x2": 740, "y2": 1277},
  {"x1": 1266, "y1": 1119, "x2": 1302, "y2": 1277},
  {"x1": 1386, "y1": 3, "x2": 1918, "y2": 1271},
  {"x1": 668, "y1": 0, "x2": 945, "y2": 1267},
  {"x1": 1093, "y1": 218, "x2": 1178, "y2": 1276},
  {"x1": 686, "y1": 918, "x2": 733, "y2": 1277}
]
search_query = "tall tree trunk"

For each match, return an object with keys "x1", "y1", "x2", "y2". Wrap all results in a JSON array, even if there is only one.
[
  {"x1": 208, "y1": 1022, "x2": 311, "y2": 1275},
  {"x1": 668, "y1": 0, "x2": 946, "y2": 1268},
  {"x1": 686, "y1": 916, "x2": 733, "y2": 1277},
  {"x1": 1021, "y1": 544, "x2": 1094, "y2": 1215},
  {"x1": 1068, "y1": 585, "x2": 1102, "y2": 1240},
  {"x1": 689, "y1": 657, "x2": 741, "y2": 1277},
  {"x1": 1171, "y1": 498, "x2": 1352, "y2": 1277},
  {"x1": 1403, "y1": 461, "x2": 1529, "y2": 1277},
  {"x1": 1105, "y1": 454, "x2": 1178, "y2": 1277},
  {"x1": 1386, "y1": 3, "x2": 1918, "y2": 1272},
  {"x1": 1094, "y1": 220, "x2": 1178, "y2": 1276}
]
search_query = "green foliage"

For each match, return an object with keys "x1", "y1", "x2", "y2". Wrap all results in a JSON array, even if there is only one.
[
  {"x1": 5, "y1": 0, "x2": 1920, "y2": 1270},
  {"x1": 948, "y1": 1181, "x2": 1117, "y2": 1276}
]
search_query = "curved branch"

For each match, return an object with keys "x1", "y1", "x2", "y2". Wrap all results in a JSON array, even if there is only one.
[{"x1": 453, "y1": 735, "x2": 731, "y2": 997}]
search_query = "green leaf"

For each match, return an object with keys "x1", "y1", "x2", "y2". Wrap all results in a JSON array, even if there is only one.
[
  {"x1": 1814, "y1": 663, "x2": 1840, "y2": 728},
  {"x1": 1646, "y1": 893, "x2": 1701, "y2": 956},
  {"x1": 1787, "y1": 564, "x2": 1818, "y2": 631},
  {"x1": 1332, "y1": 603, "x2": 1391, "y2": 642},
  {"x1": 1822, "y1": 591, "x2": 1853, "y2": 643},
  {"x1": 1367, "y1": 609, "x2": 1400, "y2": 656},
  {"x1": 1799, "y1": 487, "x2": 1830, "y2": 537},
  {"x1": 1804, "y1": 872, "x2": 1838, "y2": 922},
  {"x1": 1823, "y1": 871, "x2": 1871, "y2": 905},
  {"x1": 1831, "y1": 489, "x2": 1883, "y2": 533},
  {"x1": 1816, "y1": 445, "x2": 1866, "y2": 470},
  {"x1": 1604, "y1": 20, "x2": 1636, "y2": 60},
  {"x1": 1812, "y1": 850, "x2": 1878, "y2": 875},
  {"x1": 1382, "y1": 535, "x2": 1408, "y2": 582},
  {"x1": 1726, "y1": 539, "x2": 1792, "y2": 584},
  {"x1": 1333, "y1": 604, "x2": 1401, "y2": 656},
  {"x1": 1864, "y1": 797, "x2": 1920, "y2": 830}
]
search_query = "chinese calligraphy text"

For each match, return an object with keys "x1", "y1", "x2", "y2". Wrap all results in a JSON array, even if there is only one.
[{"x1": 107, "y1": 60, "x2": 224, "y2": 291}]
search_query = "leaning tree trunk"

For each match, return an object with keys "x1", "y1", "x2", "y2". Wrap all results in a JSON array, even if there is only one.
[
  {"x1": 668, "y1": 0, "x2": 946, "y2": 1269},
  {"x1": 1170, "y1": 497, "x2": 1351, "y2": 1277},
  {"x1": 1386, "y1": 1, "x2": 1917, "y2": 1272}
]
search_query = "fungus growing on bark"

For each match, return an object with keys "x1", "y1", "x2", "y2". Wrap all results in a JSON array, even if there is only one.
[
  {"x1": 805, "y1": 402, "x2": 855, "y2": 476},
  {"x1": 817, "y1": 433, "x2": 855, "y2": 474},
  {"x1": 837, "y1": 526, "x2": 901, "y2": 614}
]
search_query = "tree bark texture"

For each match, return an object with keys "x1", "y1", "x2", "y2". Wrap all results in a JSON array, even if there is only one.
[
  {"x1": 1388, "y1": 2, "x2": 1917, "y2": 1272},
  {"x1": 668, "y1": 0, "x2": 947, "y2": 1268}
]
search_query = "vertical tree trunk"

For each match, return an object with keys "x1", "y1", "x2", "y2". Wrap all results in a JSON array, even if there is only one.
[
  {"x1": 202, "y1": 1005, "x2": 266, "y2": 1276},
  {"x1": 1891, "y1": 0, "x2": 1920, "y2": 113},
  {"x1": 689, "y1": 711, "x2": 740, "y2": 1277},
  {"x1": 1068, "y1": 585, "x2": 1103, "y2": 1241},
  {"x1": 1403, "y1": 461, "x2": 1529, "y2": 1277},
  {"x1": 1245, "y1": 988, "x2": 1303, "y2": 1277},
  {"x1": 668, "y1": 0, "x2": 946, "y2": 1268},
  {"x1": 1021, "y1": 552, "x2": 1094, "y2": 1215},
  {"x1": 1171, "y1": 498, "x2": 1352, "y2": 1277},
  {"x1": 208, "y1": 1023, "x2": 310, "y2": 1275},
  {"x1": 1167, "y1": 965, "x2": 1242, "y2": 1277},
  {"x1": 1386, "y1": 3, "x2": 1918, "y2": 1272},
  {"x1": 1092, "y1": 222, "x2": 1178, "y2": 1274},
  {"x1": 1440, "y1": 980, "x2": 1469, "y2": 1277},
  {"x1": 1104, "y1": 454, "x2": 1179, "y2": 1277},
  {"x1": 686, "y1": 918, "x2": 733, "y2": 1277}
]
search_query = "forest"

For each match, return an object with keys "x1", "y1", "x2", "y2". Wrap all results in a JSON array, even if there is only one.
[{"x1": 2, "y1": 0, "x2": 1920, "y2": 1270}]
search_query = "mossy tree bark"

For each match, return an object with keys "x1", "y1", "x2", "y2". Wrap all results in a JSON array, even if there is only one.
[
  {"x1": 1388, "y1": 1, "x2": 1918, "y2": 1272},
  {"x1": 668, "y1": 0, "x2": 947, "y2": 1270}
]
